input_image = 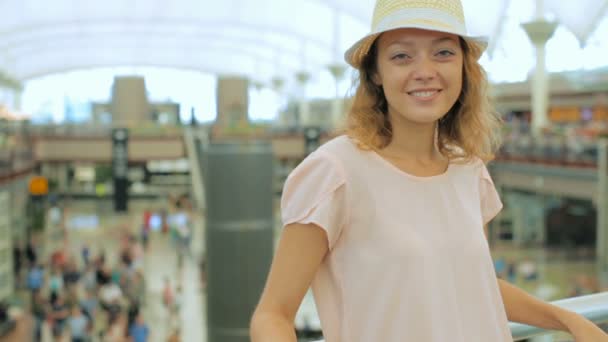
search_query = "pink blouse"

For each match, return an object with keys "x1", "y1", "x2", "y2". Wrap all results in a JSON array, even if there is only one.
[{"x1": 281, "y1": 135, "x2": 512, "y2": 342}]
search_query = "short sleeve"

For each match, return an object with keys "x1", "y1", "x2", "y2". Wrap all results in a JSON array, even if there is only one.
[
  {"x1": 479, "y1": 162, "x2": 503, "y2": 225},
  {"x1": 280, "y1": 151, "x2": 347, "y2": 250}
]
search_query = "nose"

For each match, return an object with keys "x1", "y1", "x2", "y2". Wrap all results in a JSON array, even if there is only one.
[{"x1": 412, "y1": 56, "x2": 437, "y2": 82}]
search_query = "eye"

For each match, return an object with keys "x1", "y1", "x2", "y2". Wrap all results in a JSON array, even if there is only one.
[
  {"x1": 391, "y1": 53, "x2": 411, "y2": 61},
  {"x1": 436, "y1": 49, "x2": 455, "y2": 57}
]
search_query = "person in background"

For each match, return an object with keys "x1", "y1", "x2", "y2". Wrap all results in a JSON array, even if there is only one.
[
  {"x1": 162, "y1": 277, "x2": 174, "y2": 310},
  {"x1": 142, "y1": 208, "x2": 152, "y2": 241},
  {"x1": 27, "y1": 263, "x2": 44, "y2": 303},
  {"x1": 48, "y1": 202, "x2": 63, "y2": 241},
  {"x1": 167, "y1": 328, "x2": 181, "y2": 342},
  {"x1": 12, "y1": 242, "x2": 23, "y2": 288},
  {"x1": 81, "y1": 243, "x2": 91, "y2": 267},
  {"x1": 67, "y1": 306, "x2": 90, "y2": 342},
  {"x1": 127, "y1": 300, "x2": 140, "y2": 339},
  {"x1": 507, "y1": 259, "x2": 518, "y2": 283},
  {"x1": 494, "y1": 256, "x2": 507, "y2": 279},
  {"x1": 25, "y1": 237, "x2": 38, "y2": 267},
  {"x1": 99, "y1": 281, "x2": 122, "y2": 311},
  {"x1": 173, "y1": 285, "x2": 183, "y2": 316},
  {"x1": 80, "y1": 289, "x2": 98, "y2": 324},
  {"x1": 104, "y1": 313, "x2": 127, "y2": 342},
  {"x1": 141, "y1": 222, "x2": 151, "y2": 251},
  {"x1": 49, "y1": 268, "x2": 64, "y2": 304},
  {"x1": 81, "y1": 264, "x2": 97, "y2": 293},
  {"x1": 31, "y1": 290, "x2": 47, "y2": 342},
  {"x1": 128, "y1": 313, "x2": 150, "y2": 342},
  {"x1": 50, "y1": 294, "x2": 70, "y2": 338},
  {"x1": 63, "y1": 260, "x2": 81, "y2": 288}
]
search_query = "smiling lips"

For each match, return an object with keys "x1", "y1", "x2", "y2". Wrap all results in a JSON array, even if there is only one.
[{"x1": 407, "y1": 89, "x2": 442, "y2": 101}]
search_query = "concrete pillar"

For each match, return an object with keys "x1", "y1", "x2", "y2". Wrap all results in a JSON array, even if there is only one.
[
  {"x1": 204, "y1": 142, "x2": 274, "y2": 342},
  {"x1": 216, "y1": 76, "x2": 249, "y2": 128},
  {"x1": 506, "y1": 192, "x2": 546, "y2": 246},
  {"x1": 530, "y1": 196, "x2": 546, "y2": 245},
  {"x1": 0, "y1": 190, "x2": 13, "y2": 300},
  {"x1": 13, "y1": 90, "x2": 22, "y2": 111},
  {"x1": 296, "y1": 71, "x2": 311, "y2": 126},
  {"x1": 505, "y1": 192, "x2": 524, "y2": 246},
  {"x1": 597, "y1": 139, "x2": 608, "y2": 285},
  {"x1": 522, "y1": 7, "x2": 557, "y2": 136},
  {"x1": 271, "y1": 77, "x2": 292, "y2": 127},
  {"x1": 110, "y1": 76, "x2": 149, "y2": 127},
  {"x1": 49, "y1": 164, "x2": 69, "y2": 192},
  {"x1": 111, "y1": 128, "x2": 129, "y2": 212},
  {"x1": 328, "y1": 63, "x2": 346, "y2": 129},
  {"x1": 536, "y1": 196, "x2": 547, "y2": 245}
]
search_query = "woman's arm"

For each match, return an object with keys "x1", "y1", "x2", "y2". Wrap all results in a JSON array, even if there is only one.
[
  {"x1": 498, "y1": 278, "x2": 568, "y2": 330},
  {"x1": 250, "y1": 223, "x2": 329, "y2": 342},
  {"x1": 498, "y1": 279, "x2": 608, "y2": 340},
  {"x1": 485, "y1": 225, "x2": 608, "y2": 340}
]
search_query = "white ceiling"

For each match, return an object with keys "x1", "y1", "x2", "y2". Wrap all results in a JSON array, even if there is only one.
[{"x1": 1, "y1": 0, "x2": 607, "y2": 86}]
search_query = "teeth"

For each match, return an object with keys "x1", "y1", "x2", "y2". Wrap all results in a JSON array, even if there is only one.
[{"x1": 410, "y1": 90, "x2": 437, "y2": 97}]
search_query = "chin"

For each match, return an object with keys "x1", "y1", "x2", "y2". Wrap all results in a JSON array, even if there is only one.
[
  {"x1": 389, "y1": 105, "x2": 450, "y2": 126},
  {"x1": 401, "y1": 114, "x2": 444, "y2": 125}
]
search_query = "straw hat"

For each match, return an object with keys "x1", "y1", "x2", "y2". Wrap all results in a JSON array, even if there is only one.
[{"x1": 345, "y1": 0, "x2": 487, "y2": 69}]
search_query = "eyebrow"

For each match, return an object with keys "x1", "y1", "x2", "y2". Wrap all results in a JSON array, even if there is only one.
[{"x1": 388, "y1": 36, "x2": 458, "y2": 47}]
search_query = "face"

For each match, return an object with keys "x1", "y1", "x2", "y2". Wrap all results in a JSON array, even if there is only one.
[{"x1": 373, "y1": 28, "x2": 464, "y2": 127}]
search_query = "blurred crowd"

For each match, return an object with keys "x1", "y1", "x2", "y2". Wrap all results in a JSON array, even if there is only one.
[
  {"x1": 9, "y1": 194, "x2": 196, "y2": 342},
  {"x1": 17, "y1": 231, "x2": 149, "y2": 342},
  {"x1": 499, "y1": 116, "x2": 608, "y2": 166}
]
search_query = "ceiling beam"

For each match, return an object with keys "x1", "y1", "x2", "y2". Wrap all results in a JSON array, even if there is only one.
[
  {"x1": 9, "y1": 42, "x2": 331, "y2": 81},
  {"x1": 1, "y1": 29, "x2": 309, "y2": 62},
  {"x1": 580, "y1": 0, "x2": 608, "y2": 45},
  {"x1": 486, "y1": 0, "x2": 511, "y2": 58},
  {"x1": 0, "y1": 18, "x2": 333, "y2": 51}
]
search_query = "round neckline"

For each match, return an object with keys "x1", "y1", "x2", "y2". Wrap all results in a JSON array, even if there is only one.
[{"x1": 369, "y1": 149, "x2": 452, "y2": 181}]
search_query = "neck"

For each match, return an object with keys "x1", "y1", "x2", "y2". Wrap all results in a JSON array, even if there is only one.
[{"x1": 382, "y1": 116, "x2": 440, "y2": 161}]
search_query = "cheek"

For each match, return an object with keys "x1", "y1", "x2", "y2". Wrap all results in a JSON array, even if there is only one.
[
  {"x1": 380, "y1": 73, "x2": 404, "y2": 97},
  {"x1": 446, "y1": 67, "x2": 463, "y2": 96}
]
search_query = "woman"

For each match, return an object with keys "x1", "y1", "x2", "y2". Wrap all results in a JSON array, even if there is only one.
[{"x1": 250, "y1": 0, "x2": 608, "y2": 341}]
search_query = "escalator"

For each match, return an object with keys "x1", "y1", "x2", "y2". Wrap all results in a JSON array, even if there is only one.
[{"x1": 183, "y1": 127, "x2": 207, "y2": 212}]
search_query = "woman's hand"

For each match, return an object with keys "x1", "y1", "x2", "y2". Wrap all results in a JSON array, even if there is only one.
[{"x1": 561, "y1": 312, "x2": 608, "y2": 341}]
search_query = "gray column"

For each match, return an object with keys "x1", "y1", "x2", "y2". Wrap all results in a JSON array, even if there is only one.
[
  {"x1": 597, "y1": 139, "x2": 608, "y2": 285},
  {"x1": 328, "y1": 63, "x2": 346, "y2": 129},
  {"x1": 296, "y1": 71, "x2": 311, "y2": 126},
  {"x1": 204, "y1": 141, "x2": 274, "y2": 342},
  {"x1": 216, "y1": 76, "x2": 250, "y2": 129},
  {"x1": 271, "y1": 77, "x2": 292, "y2": 127},
  {"x1": 53, "y1": 164, "x2": 69, "y2": 192},
  {"x1": 110, "y1": 76, "x2": 149, "y2": 127},
  {"x1": 522, "y1": 12, "x2": 557, "y2": 136},
  {"x1": 0, "y1": 190, "x2": 13, "y2": 300},
  {"x1": 505, "y1": 192, "x2": 546, "y2": 246}
]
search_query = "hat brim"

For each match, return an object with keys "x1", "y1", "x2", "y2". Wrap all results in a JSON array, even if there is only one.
[{"x1": 345, "y1": 25, "x2": 487, "y2": 69}]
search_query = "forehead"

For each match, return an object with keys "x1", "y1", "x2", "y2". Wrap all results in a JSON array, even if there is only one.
[{"x1": 377, "y1": 28, "x2": 460, "y2": 48}]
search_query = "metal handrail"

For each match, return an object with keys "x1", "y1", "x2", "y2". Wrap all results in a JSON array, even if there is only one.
[
  {"x1": 312, "y1": 292, "x2": 608, "y2": 342},
  {"x1": 510, "y1": 292, "x2": 608, "y2": 341},
  {"x1": 182, "y1": 127, "x2": 207, "y2": 211}
]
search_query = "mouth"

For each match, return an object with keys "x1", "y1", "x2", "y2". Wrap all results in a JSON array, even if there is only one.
[{"x1": 407, "y1": 89, "x2": 442, "y2": 101}]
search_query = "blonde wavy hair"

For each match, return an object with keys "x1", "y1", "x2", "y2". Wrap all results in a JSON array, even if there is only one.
[{"x1": 344, "y1": 37, "x2": 502, "y2": 163}]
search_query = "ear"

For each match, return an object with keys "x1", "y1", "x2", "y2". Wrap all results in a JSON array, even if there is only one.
[{"x1": 371, "y1": 72, "x2": 382, "y2": 86}]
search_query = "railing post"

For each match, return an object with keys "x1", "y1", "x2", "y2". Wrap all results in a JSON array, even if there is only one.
[{"x1": 598, "y1": 138, "x2": 608, "y2": 286}]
